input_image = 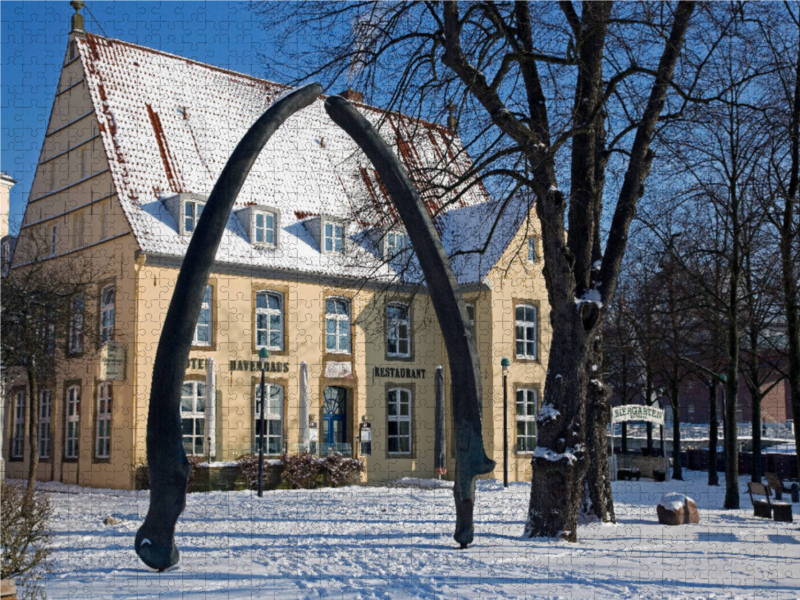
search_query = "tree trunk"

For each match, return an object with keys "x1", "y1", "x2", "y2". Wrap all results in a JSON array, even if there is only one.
[
  {"x1": 25, "y1": 368, "x2": 39, "y2": 500},
  {"x1": 582, "y1": 335, "x2": 615, "y2": 523},
  {"x1": 708, "y1": 381, "x2": 719, "y2": 486},
  {"x1": 750, "y1": 390, "x2": 763, "y2": 483},
  {"x1": 724, "y1": 367, "x2": 740, "y2": 509},
  {"x1": 671, "y1": 384, "x2": 683, "y2": 480}
]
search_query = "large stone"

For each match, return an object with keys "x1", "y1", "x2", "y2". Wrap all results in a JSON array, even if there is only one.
[{"x1": 657, "y1": 493, "x2": 700, "y2": 525}]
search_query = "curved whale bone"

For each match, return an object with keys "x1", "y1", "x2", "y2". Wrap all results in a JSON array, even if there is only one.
[
  {"x1": 324, "y1": 95, "x2": 495, "y2": 548},
  {"x1": 135, "y1": 83, "x2": 323, "y2": 571}
]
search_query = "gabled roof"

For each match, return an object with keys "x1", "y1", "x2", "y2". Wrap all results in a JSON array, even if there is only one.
[{"x1": 76, "y1": 33, "x2": 522, "y2": 284}]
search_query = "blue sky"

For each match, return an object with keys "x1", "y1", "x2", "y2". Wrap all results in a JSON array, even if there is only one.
[{"x1": 1, "y1": 1, "x2": 294, "y2": 234}]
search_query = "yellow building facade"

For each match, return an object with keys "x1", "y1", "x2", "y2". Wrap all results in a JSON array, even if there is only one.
[{"x1": 4, "y1": 24, "x2": 550, "y2": 490}]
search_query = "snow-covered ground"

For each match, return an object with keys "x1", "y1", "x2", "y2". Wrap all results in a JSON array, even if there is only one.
[{"x1": 27, "y1": 470, "x2": 800, "y2": 599}]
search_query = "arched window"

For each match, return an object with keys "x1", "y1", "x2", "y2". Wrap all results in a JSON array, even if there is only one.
[
  {"x1": 515, "y1": 304, "x2": 537, "y2": 360},
  {"x1": 181, "y1": 381, "x2": 206, "y2": 456},
  {"x1": 255, "y1": 291, "x2": 283, "y2": 350},
  {"x1": 387, "y1": 387, "x2": 412, "y2": 454},
  {"x1": 325, "y1": 298, "x2": 350, "y2": 353},
  {"x1": 100, "y1": 285, "x2": 115, "y2": 343},
  {"x1": 254, "y1": 383, "x2": 284, "y2": 455},
  {"x1": 386, "y1": 303, "x2": 410, "y2": 357}
]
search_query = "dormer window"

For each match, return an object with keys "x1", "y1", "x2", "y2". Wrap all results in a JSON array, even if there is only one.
[
  {"x1": 184, "y1": 200, "x2": 204, "y2": 234},
  {"x1": 324, "y1": 222, "x2": 345, "y2": 253},
  {"x1": 254, "y1": 211, "x2": 276, "y2": 246},
  {"x1": 386, "y1": 231, "x2": 409, "y2": 259}
]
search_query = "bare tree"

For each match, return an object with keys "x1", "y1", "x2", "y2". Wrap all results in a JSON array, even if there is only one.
[
  {"x1": 1, "y1": 230, "x2": 105, "y2": 499},
  {"x1": 255, "y1": 0, "x2": 710, "y2": 540}
]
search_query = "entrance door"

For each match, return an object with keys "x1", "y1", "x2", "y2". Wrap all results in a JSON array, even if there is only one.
[{"x1": 323, "y1": 386, "x2": 347, "y2": 452}]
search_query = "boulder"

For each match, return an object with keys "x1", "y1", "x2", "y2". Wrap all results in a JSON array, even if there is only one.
[{"x1": 657, "y1": 493, "x2": 700, "y2": 525}]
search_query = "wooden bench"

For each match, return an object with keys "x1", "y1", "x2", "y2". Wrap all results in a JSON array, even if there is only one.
[
  {"x1": 747, "y1": 481, "x2": 793, "y2": 522},
  {"x1": 765, "y1": 472, "x2": 799, "y2": 503}
]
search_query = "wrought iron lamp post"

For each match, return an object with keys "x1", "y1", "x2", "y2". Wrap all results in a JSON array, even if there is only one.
[
  {"x1": 257, "y1": 347, "x2": 269, "y2": 497},
  {"x1": 501, "y1": 357, "x2": 510, "y2": 488}
]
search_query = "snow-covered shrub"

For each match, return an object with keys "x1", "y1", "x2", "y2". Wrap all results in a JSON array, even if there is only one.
[
  {"x1": 1, "y1": 482, "x2": 53, "y2": 599},
  {"x1": 320, "y1": 454, "x2": 364, "y2": 487},
  {"x1": 282, "y1": 452, "x2": 323, "y2": 489}
]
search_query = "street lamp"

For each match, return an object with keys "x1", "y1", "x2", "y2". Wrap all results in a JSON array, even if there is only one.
[
  {"x1": 501, "y1": 357, "x2": 510, "y2": 488},
  {"x1": 257, "y1": 347, "x2": 269, "y2": 498}
]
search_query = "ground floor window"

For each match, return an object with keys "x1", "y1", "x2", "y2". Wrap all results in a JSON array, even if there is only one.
[
  {"x1": 96, "y1": 383, "x2": 112, "y2": 458},
  {"x1": 254, "y1": 383, "x2": 284, "y2": 455},
  {"x1": 181, "y1": 381, "x2": 206, "y2": 456},
  {"x1": 65, "y1": 385, "x2": 80, "y2": 459},
  {"x1": 12, "y1": 391, "x2": 25, "y2": 458},
  {"x1": 387, "y1": 387, "x2": 412, "y2": 454},
  {"x1": 39, "y1": 390, "x2": 52, "y2": 459},
  {"x1": 516, "y1": 388, "x2": 538, "y2": 453}
]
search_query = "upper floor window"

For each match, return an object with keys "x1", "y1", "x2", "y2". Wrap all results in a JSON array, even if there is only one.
[
  {"x1": 387, "y1": 303, "x2": 410, "y2": 358},
  {"x1": 184, "y1": 200, "x2": 205, "y2": 234},
  {"x1": 515, "y1": 304, "x2": 538, "y2": 360},
  {"x1": 193, "y1": 285, "x2": 213, "y2": 346},
  {"x1": 386, "y1": 231, "x2": 409, "y2": 258},
  {"x1": 74, "y1": 212, "x2": 85, "y2": 248},
  {"x1": 50, "y1": 225, "x2": 58, "y2": 256},
  {"x1": 181, "y1": 381, "x2": 206, "y2": 456},
  {"x1": 96, "y1": 383, "x2": 112, "y2": 459},
  {"x1": 387, "y1": 387, "x2": 412, "y2": 454},
  {"x1": 254, "y1": 383, "x2": 284, "y2": 455},
  {"x1": 255, "y1": 291, "x2": 283, "y2": 351},
  {"x1": 254, "y1": 211, "x2": 276, "y2": 247},
  {"x1": 69, "y1": 295, "x2": 84, "y2": 353},
  {"x1": 325, "y1": 298, "x2": 351, "y2": 353},
  {"x1": 39, "y1": 389, "x2": 52, "y2": 459},
  {"x1": 527, "y1": 236, "x2": 538, "y2": 262},
  {"x1": 100, "y1": 285, "x2": 115, "y2": 344},
  {"x1": 516, "y1": 388, "x2": 538, "y2": 453},
  {"x1": 324, "y1": 222, "x2": 345, "y2": 253},
  {"x1": 64, "y1": 385, "x2": 81, "y2": 459},
  {"x1": 11, "y1": 391, "x2": 25, "y2": 458}
]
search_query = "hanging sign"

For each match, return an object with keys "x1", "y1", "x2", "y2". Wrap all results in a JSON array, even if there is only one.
[
  {"x1": 99, "y1": 341, "x2": 126, "y2": 381},
  {"x1": 611, "y1": 405, "x2": 664, "y2": 425}
]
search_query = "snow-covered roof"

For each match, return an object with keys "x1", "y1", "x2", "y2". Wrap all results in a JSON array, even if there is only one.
[{"x1": 77, "y1": 33, "x2": 525, "y2": 284}]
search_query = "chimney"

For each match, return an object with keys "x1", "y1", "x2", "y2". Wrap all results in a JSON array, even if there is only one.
[
  {"x1": 70, "y1": 1, "x2": 85, "y2": 33},
  {"x1": 338, "y1": 89, "x2": 364, "y2": 104}
]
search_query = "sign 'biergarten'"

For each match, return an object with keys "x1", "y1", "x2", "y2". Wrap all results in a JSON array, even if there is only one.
[{"x1": 611, "y1": 404, "x2": 665, "y2": 425}]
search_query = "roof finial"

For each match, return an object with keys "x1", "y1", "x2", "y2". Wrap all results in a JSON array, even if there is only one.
[{"x1": 70, "y1": 1, "x2": 85, "y2": 33}]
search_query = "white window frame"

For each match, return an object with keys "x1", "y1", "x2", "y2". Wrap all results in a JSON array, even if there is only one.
[
  {"x1": 64, "y1": 385, "x2": 80, "y2": 459},
  {"x1": 181, "y1": 381, "x2": 206, "y2": 456},
  {"x1": 11, "y1": 391, "x2": 25, "y2": 458},
  {"x1": 255, "y1": 291, "x2": 284, "y2": 351},
  {"x1": 387, "y1": 387, "x2": 412, "y2": 455},
  {"x1": 50, "y1": 225, "x2": 58, "y2": 256},
  {"x1": 183, "y1": 200, "x2": 205, "y2": 235},
  {"x1": 254, "y1": 383, "x2": 284, "y2": 455},
  {"x1": 323, "y1": 221, "x2": 345, "y2": 254},
  {"x1": 253, "y1": 211, "x2": 277, "y2": 247},
  {"x1": 39, "y1": 389, "x2": 52, "y2": 459},
  {"x1": 527, "y1": 236, "x2": 538, "y2": 262},
  {"x1": 386, "y1": 303, "x2": 411, "y2": 358},
  {"x1": 325, "y1": 298, "x2": 351, "y2": 354},
  {"x1": 516, "y1": 388, "x2": 538, "y2": 453},
  {"x1": 192, "y1": 284, "x2": 213, "y2": 346},
  {"x1": 386, "y1": 231, "x2": 409, "y2": 259},
  {"x1": 100, "y1": 284, "x2": 115, "y2": 344},
  {"x1": 96, "y1": 382, "x2": 112, "y2": 459},
  {"x1": 69, "y1": 294, "x2": 84, "y2": 354},
  {"x1": 515, "y1": 304, "x2": 538, "y2": 360}
]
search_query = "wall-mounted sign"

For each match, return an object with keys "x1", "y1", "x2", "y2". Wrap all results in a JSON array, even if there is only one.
[
  {"x1": 359, "y1": 419, "x2": 372, "y2": 456},
  {"x1": 611, "y1": 405, "x2": 664, "y2": 425},
  {"x1": 99, "y1": 341, "x2": 126, "y2": 381},
  {"x1": 325, "y1": 361, "x2": 353, "y2": 379},
  {"x1": 373, "y1": 366, "x2": 427, "y2": 379},
  {"x1": 229, "y1": 359, "x2": 289, "y2": 373}
]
